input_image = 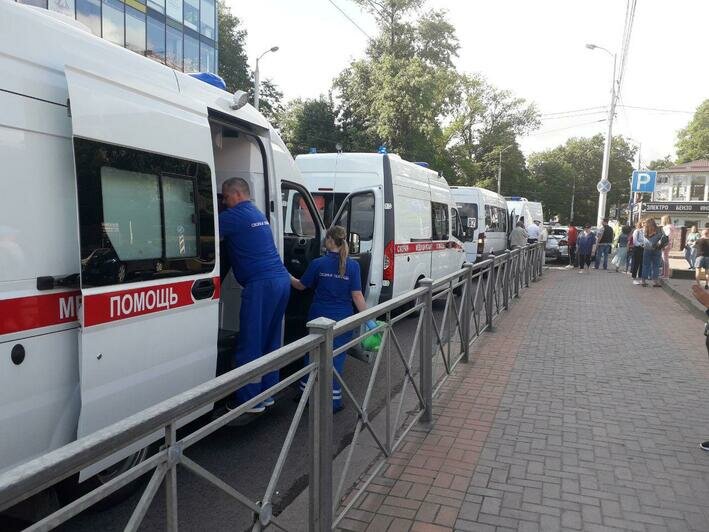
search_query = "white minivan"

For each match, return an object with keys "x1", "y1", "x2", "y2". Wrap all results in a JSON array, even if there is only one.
[
  {"x1": 295, "y1": 153, "x2": 466, "y2": 306},
  {"x1": 0, "y1": 1, "x2": 325, "y2": 483},
  {"x1": 450, "y1": 187, "x2": 509, "y2": 263},
  {"x1": 506, "y1": 197, "x2": 545, "y2": 227}
]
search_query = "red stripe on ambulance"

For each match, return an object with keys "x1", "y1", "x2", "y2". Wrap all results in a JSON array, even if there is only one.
[
  {"x1": 0, "y1": 291, "x2": 81, "y2": 335},
  {"x1": 83, "y1": 277, "x2": 220, "y2": 327},
  {"x1": 393, "y1": 242, "x2": 450, "y2": 254}
]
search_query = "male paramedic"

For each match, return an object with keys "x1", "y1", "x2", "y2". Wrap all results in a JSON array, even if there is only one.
[{"x1": 219, "y1": 178, "x2": 291, "y2": 414}]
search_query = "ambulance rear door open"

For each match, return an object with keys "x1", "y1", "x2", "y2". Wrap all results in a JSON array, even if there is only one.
[{"x1": 65, "y1": 65, "x2": 219, "y2": 477}]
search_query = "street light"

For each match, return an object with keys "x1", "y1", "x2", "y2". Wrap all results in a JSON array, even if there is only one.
[
  {"x1": 497, "y1": 144, "x2": 514, "y2": 195},
  {"x1": 586, "y1": 42, "x2": 618, "y2": 226},
  {"x1": 254, "y1": 45, "x2": 279, "y2": 110}
]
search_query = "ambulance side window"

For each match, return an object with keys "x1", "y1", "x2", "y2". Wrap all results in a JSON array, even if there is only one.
[
  {"x1": 431, "y1": 202, "x2": 449, "y2": 240},
  {"x1": 75, "y1": 139, "x2": 214, "y2": 287}
]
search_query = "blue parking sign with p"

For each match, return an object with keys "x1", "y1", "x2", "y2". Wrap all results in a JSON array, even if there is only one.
[{"x1": 631, "y1": 170, "x2": 657, "y2": 193}]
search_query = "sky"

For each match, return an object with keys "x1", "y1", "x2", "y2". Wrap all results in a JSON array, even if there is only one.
[{"x1": 227, "y1": 0, "x2": 708, "y2": 164}]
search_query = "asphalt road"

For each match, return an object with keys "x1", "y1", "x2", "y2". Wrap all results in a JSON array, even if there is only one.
[{"x1": 49, "y1": 283, "x2": 489, "y2": 532}]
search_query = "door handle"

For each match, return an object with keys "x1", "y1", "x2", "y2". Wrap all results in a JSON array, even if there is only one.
[{"x1": 191, "y1": 278, "x2": 215, "y2": 300}]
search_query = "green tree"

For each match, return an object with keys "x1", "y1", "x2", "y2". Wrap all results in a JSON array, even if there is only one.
[
  {"x1": 217, "y1": 3, "x2": 283, "y2": 122},
  {"x1": 279, "y1": 96, "x2": 342, "y2": 155},
  {"x1": 646, "y1": 155, "x2": 674, "y2": 170},
  {"x1": 676, "y1": 99, "x2": 709, "y2": 163},
  {"x1": 528, "y1": 135, "x2": 636, "y2": 224}
]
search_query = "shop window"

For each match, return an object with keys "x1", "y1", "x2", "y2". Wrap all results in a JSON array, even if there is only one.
[
  {"x1": 102, "y1": 0, "x2": 125, "y2": 46},
  {"x1": 183, "y1": 0, "x2": 199, "y2": 31},
  {"x1": 200, "y1": 41, "x2": 216, "y2": 73},
  {"x1": 76, "y1": 0, "x2": 101, "y2": 36},
  {"x1": 199, "y1": 0, "x2": 215, "y2": 39},
  {"x1": 147, "y1": 13, "x2": 166, "y2": 63},
  {"x1": 48, "y1": 0, "x2": 75, "y2": 17},
  {"x1": 183, "y1": 32, "x2": 199, "y2": 72},
  {"x1": 126, "y1": 6, "x2": 146, "y2": 54},
  {"x1": 165, "y1": 24, "x2": 183, "y2": 70},
  {"x1": 691, "y1": 177, "x2": 706, "y2": 201}
]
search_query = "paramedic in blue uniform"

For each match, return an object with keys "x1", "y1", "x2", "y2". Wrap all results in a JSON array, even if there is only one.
[
  {"x1": 219, "y1": 177, "x2": 291, "y2": 413},
  {"x1": 290, "y1": 225, "x2": 374, "y2": 412}
]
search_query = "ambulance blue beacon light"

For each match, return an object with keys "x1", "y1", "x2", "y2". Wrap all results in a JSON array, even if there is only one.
[
  {"x1": 188, "y1": 72, "x2": 228, "y2": 91},
  {"x1": 378, "y1": 145, "x2": 388, "y2": 154}
]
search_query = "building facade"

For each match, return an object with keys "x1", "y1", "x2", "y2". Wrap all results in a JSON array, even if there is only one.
[
  {"x1": 15, "y1": 0, "x2": 217, "y2": 74},
  {"x1": 640, "y1": 159, "x2": 709, "y2": 229}
]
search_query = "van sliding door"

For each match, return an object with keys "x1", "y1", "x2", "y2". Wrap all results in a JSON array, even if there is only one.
[{"x1": 65, "y1": 65, "x2": 219, "y2": 477}]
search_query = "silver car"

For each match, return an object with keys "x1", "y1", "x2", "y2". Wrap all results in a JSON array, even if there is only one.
[{"x1": 545, "y1": 226, "x2": 570, "y2": 261}]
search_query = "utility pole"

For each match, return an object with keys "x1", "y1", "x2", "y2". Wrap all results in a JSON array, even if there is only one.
[
  {"x1": 586, "y1": 44, "x2": 617, "y2": 226},
  {"x1": 570, "y1": 174, "x2": 576, "y2": 223}
]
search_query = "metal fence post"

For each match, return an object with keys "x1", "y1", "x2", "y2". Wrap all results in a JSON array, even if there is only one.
[
  {"x1": 514, "y1": 251, "x2": 521, "y2": 298},
  {"x1": 486, "y1": 260, "x2": 495, "y2": 332},
  {"x1": 307, "y1": 317, "x2": 335, "y2": 532},
  {"x1": 462, "y1": 263, "x2": 473, "y2": 363},
  {"x1": 525, "y1": 247, "x2": 531, "y2": 287},
  {"x1": 538, "y1": 243, "x2": 544, "y2": 278},
  {"x1": 502, "y1": 253, "x2": 510, "y2": 310},
  {"x1": 419, "y1": 278, "x2": 433, "y2": 424},
  {"x1": 165, "y1": 423, "x2": 179, "y2": 532}
]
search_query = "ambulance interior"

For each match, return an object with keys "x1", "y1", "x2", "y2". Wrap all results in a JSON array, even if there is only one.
[{"x1": 210, "y1": 121, "x2": 323, "y2": 374}]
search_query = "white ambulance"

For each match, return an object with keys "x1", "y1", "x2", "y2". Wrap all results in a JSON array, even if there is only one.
[
  {"x1": 450, "y1": 186, "x2": 509, "y2": 263},
  {"x1": 295, "y1": 153, "x2": 466, "y2": 306},
  {"x1": 506, "y1": 197, "x2": 545, "y2": 227},
  {"x1": 0, "y1": 1, "x2": 325, "y2": 486}
]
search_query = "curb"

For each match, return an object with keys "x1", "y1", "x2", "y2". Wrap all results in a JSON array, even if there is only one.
[{"x1": 661, "y1": 282, "x2": 707, "y2": 323}]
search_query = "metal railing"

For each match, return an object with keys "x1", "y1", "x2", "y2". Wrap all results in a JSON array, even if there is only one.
[{"x1": 0, "y1": 243, "x2": 544, "y2": 531}]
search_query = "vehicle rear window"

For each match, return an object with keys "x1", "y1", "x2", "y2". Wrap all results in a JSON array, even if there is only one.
[{"x1": 456, "y1": 203, "x2": 478, "y2": 230}]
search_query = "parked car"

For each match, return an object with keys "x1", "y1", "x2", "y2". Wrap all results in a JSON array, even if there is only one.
[{"x1": 545, "y1": 226, "x2": 569, "y2": 261}]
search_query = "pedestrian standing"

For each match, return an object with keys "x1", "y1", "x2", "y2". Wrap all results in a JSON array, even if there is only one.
[
  {"x1": 594, "y1": 218, "x2": 614, "y2": 270},
  {"x1": 631, "y1": 221, "x2": 645, "y2": 285},
  {"x1": 577, "y1": 224, "x2": 596, "y2": 274},
  {"x1": 690, "y1": 283, "x2": 709, "y2": 451},
  {"x1": 685, "y1": 225, "x2": 700, "y2": 270},
  {"x1": 611, "y1": 226, "x2": 631, "y2": 273},
  {"x1": 660, "y1": 214, "x2": 675, "y2": 279},
  {"x1": 526, "y1": 220, "x2": 541, "y2": 244},
  {"x1": 219, "y1": 178, "x2": 291, "y2": 414},
  {"x1": 290, "y1": 225, "x2": 371, "y2": 412},
  {"x1": 567, "y1": 222, "x2": 578, "y2": 268},
  {"x1": 641, "y1": 218, "x2": 663, "y2": 287},
  {"x1": 694, "y1": 228, "x2": 709, "y2": 289},
  {"x1": 509, "y1": 221, "x2": 528, "y2": 249}
]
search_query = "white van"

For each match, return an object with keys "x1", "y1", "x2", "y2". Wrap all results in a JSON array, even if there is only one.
[
  {"x1": 0, "y1": 2, "x2": 325, "y2": 481},
  {"x1": 506, "y1": 197, "x2": 545, "y2": 227},
  {"x1": 450, "y1": 187, "x2": 509, "y2": 263},
  {"x1": 295, "y1": 153, "x2": 466, "y2": 306}
]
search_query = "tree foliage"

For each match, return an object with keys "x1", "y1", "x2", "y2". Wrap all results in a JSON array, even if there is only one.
[
  {"x1": 676, "y1": 99, "x2": 709, "y2": 163},
  {"x1": 528, "y1": 135, "x2": 636, "y2": 224},
  {"x1": 217, "y1": 3, "x2": 283, "y2": 123},
  {"x1": 646, "y1": 155, "x2": 674, "y2": 170},
  {"x1": 279, "y1": 96, "x2": 342, "y2": 155}
]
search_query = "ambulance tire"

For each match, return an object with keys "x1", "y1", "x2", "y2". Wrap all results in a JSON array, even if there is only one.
[{"x1": 55, "y1": 445, "x2": 152, "y2": 510}]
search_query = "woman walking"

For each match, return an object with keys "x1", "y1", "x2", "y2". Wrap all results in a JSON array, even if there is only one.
[
  {"x1": 685, "y1": 225, "x2": 700, "y2": 270},
  {"x1": 576, "y1": 224, "x2": 596, "y2": 274},
  {"x1": 642, "y1": 219, "x2": 663, "y2": 287},
  {"x1": 660, "y1": 215, "x2": 675, "y2": 279},
  {"x1": 611, "y1": 226, "x2": 632, "y2": 273},
  {"x1": 631, "y1": 221, "x2": 645, "y2": 285},
  {"x1": 290, "y1": 226, "x2": 372, "y2": 412}
]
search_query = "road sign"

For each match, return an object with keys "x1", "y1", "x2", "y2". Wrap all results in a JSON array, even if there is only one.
[
  {"x1": 631, "y1": 170, "x2": 656, "y2": 193},
  {"x1": 597, "y1": 180, "x2": 612, "y2": 193}
]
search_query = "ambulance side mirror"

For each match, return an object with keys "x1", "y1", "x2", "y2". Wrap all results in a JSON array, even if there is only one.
[{"x1": 349, "y1": 232, "x2": 361, "y2": 255}]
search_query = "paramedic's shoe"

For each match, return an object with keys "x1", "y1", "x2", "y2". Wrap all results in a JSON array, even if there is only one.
[
  {"x1": 226, "y1": 400, "x2": 266, "y2": 415},
  {"x1": 263, "y1": 397, "x2": 275, "y2": 407},
  {"x1": 633, "y1": 280, "x2": 642, "y2": 285},
  {"x1": 700, "y1": 441, "x2": 709, "y2": 451}
]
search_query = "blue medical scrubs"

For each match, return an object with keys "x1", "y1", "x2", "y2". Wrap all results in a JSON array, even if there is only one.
[
  {"x1": 219, "y1": 201, "x2": 291, "y2": 405},
  {"x1": 298, "y1": 252, "x2": 362, "y2": 409}
]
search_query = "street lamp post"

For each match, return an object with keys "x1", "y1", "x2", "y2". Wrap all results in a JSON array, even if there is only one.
[
  {"x1": 254, "y1": 46, "x2": 279, "y2": 110},
  {"x1": 497, "y1": 144, "x2": 513, "y2": 195},
  {"x1": 586, "y1": 43, "x2": 617, "y2": 226}
]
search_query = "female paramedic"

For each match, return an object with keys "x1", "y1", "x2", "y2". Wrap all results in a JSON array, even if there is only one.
[{"x1": 290, "y1": 225, "x2": 375, "y2": 412}]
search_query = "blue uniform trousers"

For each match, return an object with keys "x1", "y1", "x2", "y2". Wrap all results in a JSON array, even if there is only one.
[{"x1": 234, "y1": 275, "x2": 291, "y2": 405}]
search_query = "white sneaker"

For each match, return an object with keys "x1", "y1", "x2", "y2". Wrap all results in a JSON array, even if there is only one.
[
  {"x1": 227, "y1": 401, "x2": 266, "y2": 415},
  {"x1": 632, "y1": 280, "x2": 642, "y2": 285},
  {"x1": 263, "y1": 397, "x2": 275, "y2": 407}
]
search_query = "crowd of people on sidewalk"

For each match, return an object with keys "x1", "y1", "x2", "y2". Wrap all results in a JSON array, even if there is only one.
[{"x1": 564, "y1": 215, "x2": 709, "y2": 288}]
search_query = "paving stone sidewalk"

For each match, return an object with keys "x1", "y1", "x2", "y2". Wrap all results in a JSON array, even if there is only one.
[{"x1": 340, "y1": 268, "x2": 709, "y2": 531}]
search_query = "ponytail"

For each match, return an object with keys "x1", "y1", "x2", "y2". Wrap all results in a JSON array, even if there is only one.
[{"x1": 327, "y1": 225, "x2": 349, "y2": 276}]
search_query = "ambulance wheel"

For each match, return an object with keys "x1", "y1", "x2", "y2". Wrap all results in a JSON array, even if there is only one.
[{"x1": 55, "y1": 446, "x2": 151, "y2": 510}]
